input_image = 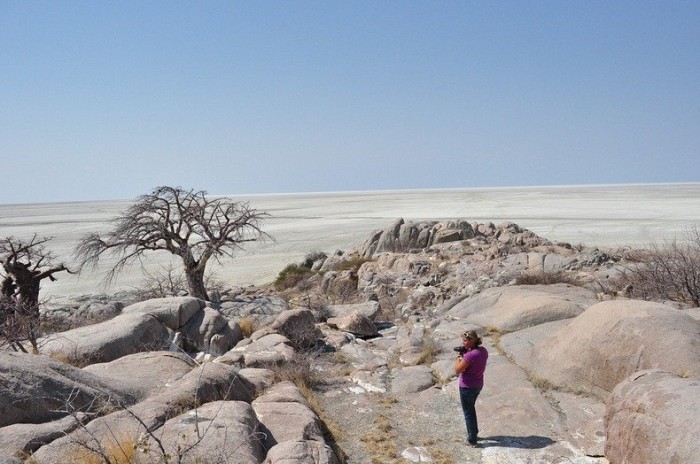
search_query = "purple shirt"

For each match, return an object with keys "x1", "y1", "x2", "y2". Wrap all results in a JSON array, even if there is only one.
[{"x1": 459, "y1": 346, "x2": 488, "y2": 388}]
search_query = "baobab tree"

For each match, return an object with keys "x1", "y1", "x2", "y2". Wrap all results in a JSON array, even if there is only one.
[
  {"x1": 74, "y1": 186, "x2": 269, "y2": 301},
  {"x1": 1, "y1": 235, "x2": 71, "y2": 353}
]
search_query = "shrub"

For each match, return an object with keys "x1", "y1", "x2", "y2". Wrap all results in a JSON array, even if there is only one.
[
  {"x1": 615, "y1": 228, "x2": 700, "y2": 306},
  {"x1": 413, "y1": 333, "x2": 440, "y2": 366},
  {"x1": 274, "y1": 263, "x2": 315, "y2": 290},
  {"x1": 515, "y1": 271, "x2": 580, "y2": 286},
  {"x1": 302, "y1": 250, "x2": 328, "y2": 269},
  {"x1": 238, "y1": 317, "x2": 259, "y2": 338}
]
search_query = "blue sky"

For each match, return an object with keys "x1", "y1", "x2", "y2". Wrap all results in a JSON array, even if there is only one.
[{"x1": 1, "y1": 1, "x2": 698, "y2": 204}]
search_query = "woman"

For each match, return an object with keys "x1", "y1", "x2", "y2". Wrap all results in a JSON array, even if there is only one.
[{"x1": 455, "y1": 329, "x2": 488, "y2": 447}]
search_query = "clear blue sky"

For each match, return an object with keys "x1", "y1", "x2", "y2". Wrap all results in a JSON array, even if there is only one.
[{"x1": 1, "y1": 1, "x2": 698, "y2": 204}]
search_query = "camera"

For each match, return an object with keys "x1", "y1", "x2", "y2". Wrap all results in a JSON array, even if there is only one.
[{"x1": 454, "y1": 345, "x2": 468, "y2": 356}]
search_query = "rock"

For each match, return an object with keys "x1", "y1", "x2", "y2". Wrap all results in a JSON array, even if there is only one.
[
  {"x1": 401, "y1": 446, "x2": 433, "y2": 463},
  {"x1": 0, "y1": 351, "x2": 133, "y2": 428},
  {"x1": 41, "y1": 312, "x2": 172, "y2": 364},
  {"x1": 75, "y1": 300, "x2": 124, "y2": 322},
  {"x1": 550, "y1": 391, "x2": 606, "y2": 457},
  {"x1": 0, "y1": 413, "x2": 86, "y2": 459},
  {"x1": 264, "y1": 440, "x2": 340, "y2": 464},
  {"x1": 530, "y1": 300, "x2": 700, "y2": 396},
  {"x1": 218, "y1": 294, "x2": 289, "y2": 324},
  {"x1": 122, "y1": 296, "x2": 205, "y2": 329},
  {"x1": 148, "y1": 400, "x2": 265, "y2": 464},
  {"x1": 390, "y1": 365, "x2": 434, "y2": 393},
  {"x1": 327, "y1": 301, "x2": 380, "y2": 320},
  {"x1": 30, "y1": 363, "x2": 253, "y2": 461},
  {"x1": 82, "y1": 351, "x2": 195, "y2": 401},
  {"x1": 221, "y1": 333, "x2": 295, "y2": 367},
  {"x1": 253, "y1": 383, "x2": 325, "y2": 450},
  {"x1": 605, "y1": 369, "x2": 700, "y2": 464},
  {"x1": 237, "y1": 368, "x2": 276, "y2": 396},
  {"x1": 271, "y1": 308, "x2": 323, "y2": 349},
  {"x1": 180, "y1": 306, "x2": 243, "y2": 355},
  {"x1": 448, "y1": 284, "x2": 598, "y2": 332},
  {"x1": 327, "y1": 311, "x2": 378, "y2": 338}
]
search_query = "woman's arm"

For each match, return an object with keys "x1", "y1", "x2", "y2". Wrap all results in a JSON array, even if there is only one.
[{"x1": 455, "y1": 355, "x2": 470, "y2": 375}]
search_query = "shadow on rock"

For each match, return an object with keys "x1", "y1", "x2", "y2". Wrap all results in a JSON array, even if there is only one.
[{"x1": 479, "y1": 435, "x2": 555, "y2": 449}]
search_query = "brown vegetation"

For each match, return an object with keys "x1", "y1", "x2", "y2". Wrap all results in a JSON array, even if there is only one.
[{"x1": 615, "y1": 228, "x2": 700, "y2": 306}]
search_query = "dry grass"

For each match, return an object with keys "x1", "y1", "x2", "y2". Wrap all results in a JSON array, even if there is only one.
[
  {"x1": 524, "y1": 368, "x2": 599, "y2": 399},
  {"x1": 412, "y1": 333, "x2": 441, "y2": 366},
  {"x1": 65, "y1": 435, "x2": 140, "y2": 464},
  {"x1": 515, "y1": 271, "x2": 582, "y2": 286},
  {"x1": 361, "y1": 426, "x2": 398, "y2": 463},
  {"x1": 360, "y1": 397, "x2": 401, "y2": 463},
  {"x1": 525, "y1": 370, "x2": 558, "y2": 392},
  {"x1": 428, "y1": 447, "x2": 456, "y2": 464},
  {"x1": 267, "y1": 352, "x2": 347, "y2": 463},
  {"x1": 484, "y1": 325, "x2": 507, "y2": 356},
  {"x1": 237, "y1": 316, "x2": 258, "y2": 338}
]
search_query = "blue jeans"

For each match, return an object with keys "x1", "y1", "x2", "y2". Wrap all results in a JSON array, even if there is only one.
[{"x1": 459, "y1": 387, "x2": 482, "y2": 444}]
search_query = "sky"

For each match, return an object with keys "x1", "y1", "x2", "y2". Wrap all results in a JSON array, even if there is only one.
[{"x1": 1, "y1": 1, "x2": 699, "y2": 204}]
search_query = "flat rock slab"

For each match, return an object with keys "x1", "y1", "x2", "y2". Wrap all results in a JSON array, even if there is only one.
[
  {"x1": 448, "y1": 284, "x2": 598, "y2": 332},
  {"x1": 83, "y1": 351, "x2": 195, "y2": 401}
]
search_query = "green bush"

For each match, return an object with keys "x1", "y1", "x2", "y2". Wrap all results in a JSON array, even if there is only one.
[{"x1": 274, "y1": 263, "x2": 315, "y2": 290}]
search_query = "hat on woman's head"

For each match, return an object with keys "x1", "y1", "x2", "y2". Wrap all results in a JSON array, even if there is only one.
[{"x1": 462, "y1": 330, "x2": 482, "y2": 344}]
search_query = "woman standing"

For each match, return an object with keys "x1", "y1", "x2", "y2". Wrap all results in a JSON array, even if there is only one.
[{"x1": 455, "y1": 330, "x2": 489, "y2": 447}]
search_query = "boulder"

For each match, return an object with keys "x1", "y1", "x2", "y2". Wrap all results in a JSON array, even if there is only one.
[
  {"x1": 0, "y1": 351, "x2": 132, "y2": 428},
  {"x1": 271, "y1": 308, "x2": 323, "y2": 349},
  {"x1": 180, "y1": 306, "x2": 243, "y2": 355},
  {"x1": 327, "y1": 301, "x2": 380, "y2": 320},
  {"x1": 530, "y1": 300, "x2": 700, "y2": 396},
  {"x1": 122, "y1": 296, "x2": 205, "y2": 329},
  {"x1": 237, "y1": 368, "x2": 276, "y2": 396},
  {"x1": 264, "y1": 440, "x2": 340, "y2": 464},
  {"x1": 41, "y1": 312, "x2": 172, "y2": 364},
  {"x1": 82, "y1": 351, "x2": 195, "y2": 401},
  {"x1": 327, "y1": 311, "x2": 378, "y2": 338},
  {"x1": 74, "y1": 300, "x2": 124, "y2": 322},
  {"x1": 218, "y1": 294, "x2": 289, "y2": 323},
  {"x1": 30, "y1": 363, "x2": 252, "y2": 462},
  {"x1": 447, "y1": 284, "x2": 598, "y2": 332},
  {"x1": 220, "y1": 333, "x2": 295, "y2": 367},
  {"x1": 253, "y1": 382, "x2": 325, "y2": 450},
  {"x1": 0, "y1": 413, "x2": 85, "y2": 459},
  {"x1": 605, "y1": 369, "x2": 700, "y2": 464},
  {"x1": 149, "y1": 400, "x2": 265, "y2": 464},
  {"x1": 390, "y1": 365, "x2": 434, "y2": 393}
]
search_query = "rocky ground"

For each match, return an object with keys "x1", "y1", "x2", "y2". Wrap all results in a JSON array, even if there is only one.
[{"x1": 2, "y1": 218, "x2": 699, "y2": 463}]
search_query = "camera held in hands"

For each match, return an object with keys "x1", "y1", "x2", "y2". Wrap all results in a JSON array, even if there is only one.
[{"x1": 454, "y1": 345, "x2": 468, "y2": 356}]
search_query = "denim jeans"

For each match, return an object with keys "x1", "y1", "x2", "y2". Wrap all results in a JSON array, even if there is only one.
[{"x1": 459, "y1": 387, "x2": 482, "y2": 444}]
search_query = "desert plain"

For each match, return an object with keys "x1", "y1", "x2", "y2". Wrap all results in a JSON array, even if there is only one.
[{"x1": 1, "y1": 183, "x2": 699, "y2": 303}]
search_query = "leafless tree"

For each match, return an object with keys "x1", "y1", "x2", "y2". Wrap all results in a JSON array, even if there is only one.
[
  {"x1": 1, "y1": 235, "x2": 71, "y2": 353},
  {"x1": 74, "y1": 186, "x2": 269, "y2": 301},
  {"x1": 619, "y1": 226, "x2": 700, "y2": 307}
]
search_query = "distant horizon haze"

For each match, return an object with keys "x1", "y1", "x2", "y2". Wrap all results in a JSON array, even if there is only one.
[{"x1": 1, "y1": 180, "x2": 698, "y2": 207}]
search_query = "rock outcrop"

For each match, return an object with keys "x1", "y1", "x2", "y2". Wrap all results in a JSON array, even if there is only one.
[
  {"x1": 605, "y1": 369, "x2": 700, "y2": 464},
  {"x1": 527, "y1": 300, "x2": 700, "y2": 396}
]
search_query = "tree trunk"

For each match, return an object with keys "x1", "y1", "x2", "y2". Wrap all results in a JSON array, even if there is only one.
[{"x1": 185, "y1": 265, "x2": 209, "y2": 301}]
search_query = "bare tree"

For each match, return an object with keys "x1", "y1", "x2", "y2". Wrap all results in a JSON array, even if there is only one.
[
  {"x1": 0, "y1": 235, "x2": 71, "y2": 353},
  {"x1": 74, "y1": 186, "x2": 269, "y2": 301},
  {"x1": 619, "y1": 227, "x2": 700, "y2": 307}
]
